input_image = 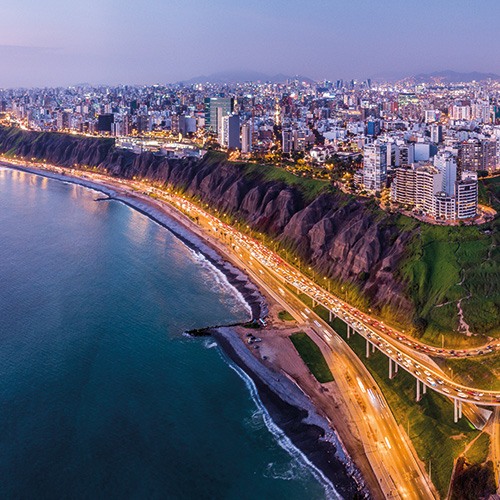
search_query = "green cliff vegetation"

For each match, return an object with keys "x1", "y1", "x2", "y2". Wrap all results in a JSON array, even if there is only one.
[
  {"x1": 398, "y1": 176, "x2": 500, "y2": 341},
  {"x1": 240, "y1": 161, "x2": 331, "y2": 202}
]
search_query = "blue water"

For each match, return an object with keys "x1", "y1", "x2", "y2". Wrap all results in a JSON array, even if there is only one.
[{"x1": 0, "y1": 168, "x2": 328, "y2": 499}]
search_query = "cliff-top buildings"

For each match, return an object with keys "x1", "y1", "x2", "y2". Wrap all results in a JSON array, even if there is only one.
[{"x1": 2, "y1": 76, "x2": 499, "y2": 223}]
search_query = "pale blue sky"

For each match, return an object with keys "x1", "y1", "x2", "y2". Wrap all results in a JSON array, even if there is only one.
[{"x1": 0, "y1": 0, "x2": 499, "y2": 87}]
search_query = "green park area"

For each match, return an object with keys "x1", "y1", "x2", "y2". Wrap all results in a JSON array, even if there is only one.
[{"x1": 290, "y1": 331, "x2": 334, "y2": 383}]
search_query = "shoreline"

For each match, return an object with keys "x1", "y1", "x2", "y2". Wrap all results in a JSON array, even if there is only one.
[
  {"x1": 212, "y1": 326, "x2": 366, "y2": 499},
  {"x1": 2, "y1": 162, "x2": 369, "y2": 498}
]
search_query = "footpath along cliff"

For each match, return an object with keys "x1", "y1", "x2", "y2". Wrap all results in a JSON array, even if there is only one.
[{"x1": 1, "y1": 126, "x2": 498, "y2": 337}]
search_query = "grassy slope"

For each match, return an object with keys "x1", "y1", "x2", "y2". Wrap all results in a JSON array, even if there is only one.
[
  {"x1": 397, "y1": 176, "x2": 500, "y2": 340},
  {"x1": 236, "y1": 159, "x2": 499, "y2": 340},
  {"x1": 438, "y1": 353, "x2": 500, "y2": 391},
  {"x1": 239, "y1": 161, "x2": 331, "y2": 202},
  {"x1": 289, "y1": 332, "x2": 334, "y2": 383},
  {"x1": 464, "y1": 432, "x2": 490, "y2": 465}
]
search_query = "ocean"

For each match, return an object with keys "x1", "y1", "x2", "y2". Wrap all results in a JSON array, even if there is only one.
[{"x1": 0, "y1": 167, "x2": 331, "y2": 499}]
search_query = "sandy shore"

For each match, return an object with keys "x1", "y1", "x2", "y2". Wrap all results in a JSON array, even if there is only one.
[{"x1": 2, "y1": 162, "x2": 378, "y2": 498}]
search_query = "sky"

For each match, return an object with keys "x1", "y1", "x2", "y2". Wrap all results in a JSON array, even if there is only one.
[{"x1": 1, "y1": 0, "x2": 499, "y2": 87}]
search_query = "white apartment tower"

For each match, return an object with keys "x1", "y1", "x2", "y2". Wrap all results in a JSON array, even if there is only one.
[
  {"x1": 241, "y1": 122, "x2": 252, "y2": 153},
  {"x1": 434, "y1": 150, "x2": 457, "y2": 196},
  {"x1": 363, "y1": 142, "x2": 387, "y2": 192},
  {"x1": 456, "y1": 171, "x2": 478, "y2": 219}
]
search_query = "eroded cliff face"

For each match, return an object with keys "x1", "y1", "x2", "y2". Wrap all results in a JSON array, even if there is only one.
[{"x1": 0, "y1": 127, "x2": 414, "y2": 320}]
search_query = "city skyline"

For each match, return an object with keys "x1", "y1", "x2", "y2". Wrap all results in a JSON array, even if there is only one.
[{"x1": 1, "y1": 0, "x2": 500, "y2": 87}]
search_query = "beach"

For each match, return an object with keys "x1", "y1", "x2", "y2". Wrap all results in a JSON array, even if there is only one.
[{"x1": 1, "y1": 161, "x2": 381, "y2": 499}]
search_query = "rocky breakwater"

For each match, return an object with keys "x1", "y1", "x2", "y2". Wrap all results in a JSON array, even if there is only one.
[{"x1": 0, "y1": 126, "x2": 414, "y2": 324}]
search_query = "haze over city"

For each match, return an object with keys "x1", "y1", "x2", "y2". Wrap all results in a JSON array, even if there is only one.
[{"x1": 2, "y1": 0, "x2": 500, "y2": 87}]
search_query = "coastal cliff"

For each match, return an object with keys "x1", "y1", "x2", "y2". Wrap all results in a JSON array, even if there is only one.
[{"x1": 1, "y1": 126, "x2": 498, "y2": 337}]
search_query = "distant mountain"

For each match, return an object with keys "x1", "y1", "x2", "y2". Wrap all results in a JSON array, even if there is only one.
[
  {"x1": 412, "y1": 70, "x2": 500, "y2": 83},
  {"x1": 179, "y1": 70, "x2": 315, "y2": 85}
]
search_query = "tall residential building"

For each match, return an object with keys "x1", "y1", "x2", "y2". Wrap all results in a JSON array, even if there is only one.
[
  {"x1": 415, "y1": 165, "x2": 443, "y2": 215},
  {"x1": 396, "y1": 143, "x2": 415, "y2": 166},
  {"x1": 391, "y1": 166, "x2": 417, "y2": 206},
  {"x1": 241, "y1": 122, "x2": 252, "y2": 153},
  {"x1": 282, "y1": 128, "x2": 293, "y2": 153},
  {"x1": 434, "y1": 150, "x2": 457, "y2": 196},
  {"x1": 219, "y1": 114, "x2": 240, "y2": 149},
  {"x1": 363, "y1": 142, "x2": 387, "y2": 192},
  {"x1": 136, "y1": 114, "x2": 149, "y2": 134},
  {"x1": 391, "y1": 164, "x2": 477, "y2": 221},
  {"x1": 458, "y1": 139, "x2": 496, "y2": 172},
  {"x1": 456, "y1": 171, "x2": 478, "y2": 219},
  {"x1": 204, "y1": 97, "x2": 234, "y2": 133},
  {"x1": 430, "y1": 124, "x2": 443, "y2": 144},
  {"x1": 434, "y1": 193, "x2": 456, "y2": 220},
  {"x1": 481, "y1": 140, "x2": 497, "y2": 172},
  {"x1": 450, "y1": 105, "x2": 471, "y2": 121}
]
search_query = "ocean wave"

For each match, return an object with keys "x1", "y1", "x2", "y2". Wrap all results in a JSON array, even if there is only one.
[
  {"x1": 263, "y1": 460, "x2": 309, "y2": 482},
  {"x1": 244, "y1": 407, "x2": 266, "y2": 432},
  {"x1": 190, "y1": 250, "x2": 252, "y2": 319},
  {"x1": 225, "y1": 360, "x2": 341, "y2": 500},
  {"x1": 203, "y1": 340, "x2": 218, "y2": 350}
]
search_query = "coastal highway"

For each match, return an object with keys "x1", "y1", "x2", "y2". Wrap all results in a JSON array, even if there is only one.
[
  {"x1": 243, "y1": 262, "x2": 436, "y2": 499},
  {"x1": 119, "y1": 181, "x2": 437, "y2": 499},
  {"x1": 4, "y1": 160, "x2": 498, "y2": 497},
  {"x1": 137, "y1": 183, "x2": 500, "y2": 407},
  {"x1": 3, "y1": 160, "x2": 436, "y2": 499},
  {"x1": 3, "y1": 159, "x2": 499, "y2": 358}
]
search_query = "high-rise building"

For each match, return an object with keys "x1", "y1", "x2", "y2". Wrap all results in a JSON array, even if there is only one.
[
  {"x1": 450, "y1": 105, "x2": 471, "y2": 121},
  {"x1": 363, "y1": 142, "x2": 387, "y2": 192},
  {"x1": 456, "y1": 171, "x2": 478, "y2": 219},
  {"x1": 397, "y1": 143, "x2": 415, "y2": 166},
  {"x1": 366, "y1": 119, "x2": 380, "y2": 137},
  {"x1": 179, "y1": 116, "x2": 196, "y2": 135},
  {"x1": 241, "y1": 122, "x2": 252, "y2": 153},
  {"x1": 434, "y1": 150, "x2": 457, "y2": 196},
  {"x1": 481, "y1": 140, "x2": 497, "y2": 172},
  {"x1": 282, "y1": 128, "x2": 293, "y2": 154},
  {"x1": 430, "y1": 124, "x2": 443, "y2": 144},
  {"x1": 97, "y1": 113, "x2": 114, "y2": 133},
  {"x1": 204, "y1": 97, "x2": 234, "y2": 133},
  {"x1": 171, "y1": 114, "x2": 180, "y2": 134},
  {"x1": 391, "y1": 166, "x2": 417, "y2": 206},
  {"x1": 458, "y1": 139, "x2": 496, "y2": 172},
  {"x1": 415, "y1": 166, "x2": 443, "y2": 215},
  {"x1": 458, "y1": 139, "x2": 481, "y2": 171},
  {"x1": 219, "y1": 114, "x2": 240, "y2": 149},
  {"x1": 136, "y1": 114, "x2": 149, "y2": 134},
  {"x1": 434, "y1": 193, "x2": 456, "y2": 220}
]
